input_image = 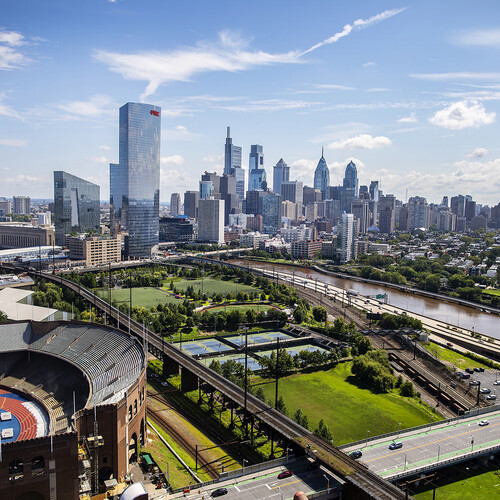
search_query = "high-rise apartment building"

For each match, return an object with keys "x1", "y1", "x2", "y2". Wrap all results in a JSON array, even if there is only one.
[
  {"x1": 0, "y1": 198, "x2": 12, "y2": 214},
  {"x1": 224, "y1": 127, "x2": 245, "y2": 200},
  {"x1": 197, "y1": 198, "x2": 225, "y2": 244},
  {"x1": 338, "y1": 213, "x2": 357, "y2": 264},
  {"x1": 261, "y1": 193, "x2": 282, "y2": 234},
  {"x1": 54, "y1": 171, "x2": 100, "y2": 245},
  {"x1": 13, "y1": 196, "x2": 31, "y2": 215},
  {"x1": 450, "y1": 195, "x2": 466, "y2": 218},
  {"x1": 111, "y1": 102, "x2": 161, "y2": 257},
  {"x1": 183, "y1": 191, "x2": 199, "y2": 219},
  {"x1": 408, "y1": 196, "x2": 429, "y2": 232},
  {"x1": 351, "y1": 199, "x2": 370, "y2": 234},
  {"x1": 313, "y1": 149, "x2": 330, "y2": 200},
  {"x1": 248, "y1": 145, "x2": 266, "y2": 191},
  {"x1": 170, "y1": 193, "x2": 181, "y2": 217},
  {"x1": 273, "y1": 158, "x2": 290, "y2": 195}
]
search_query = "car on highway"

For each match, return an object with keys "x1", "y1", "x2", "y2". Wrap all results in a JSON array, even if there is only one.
[
  {"x1": 480, "y1": 388, "x2": 491, "y2": 394},
  {"x1": 211, "y1": 487, "x2": 228, "y2": 497},
  {"x1": 278, "y1": 470, "x2": 293, "y2": 479},
  {"x1": 478, "y1": 420, "x2": 489, "y2": 426},
  {"x1": 389, "y1": 442, "x2": 403, "y2": 450},
  {"x1": 350, "y1": 450, "x2": 363, "y2": 459}
]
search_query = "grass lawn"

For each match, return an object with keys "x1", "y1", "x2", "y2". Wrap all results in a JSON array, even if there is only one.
[
  {"x1": 96, "y1": 287, "x2": 179, "y2": 308},
  {"x1": 170, "y1": 278, "x2": 258, "y2": 296},
  {"x1": 412, "y1": 463, "x2": 500, "y2": 499},
  {"x1": 204, "y1": 304, "x2": 277, "y2": 313},
  {"x1": 482, "y1": 289, "x2": 500, "y2": 297},
  {"x1": 423, "y1": 341, "x2": 491, "y2": 370},
  {"x1": 253, "y1": 362, "x2": 441, "y2": 446}
]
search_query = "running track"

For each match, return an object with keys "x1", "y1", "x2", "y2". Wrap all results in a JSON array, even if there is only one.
[{"x1": 0, "y1": 389, "x2": 38, "y2": 441}]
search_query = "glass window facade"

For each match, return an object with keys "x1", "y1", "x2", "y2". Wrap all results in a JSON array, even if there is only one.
[
  {"x1": 119, "y1": 102, "x2": 161, "y2": 258},
  {"x1": 53, "y1": 171, "x2": 100, "y2": 245}
]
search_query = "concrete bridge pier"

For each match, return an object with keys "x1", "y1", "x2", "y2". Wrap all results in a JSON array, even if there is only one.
[
  {"x1": 181, "y1": 367, "x2": 199, "y2": 393},
  {"x1": 162, "y1": 354, "x2": 180, "y2": 377}
]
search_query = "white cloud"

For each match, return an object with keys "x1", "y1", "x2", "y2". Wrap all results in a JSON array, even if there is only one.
[
  {"x1": 95, "y1": 9, "x2": 406, "y2": 100},
  {"x1": 327, "y1": 134, "x2": 392, "y2": 150},
  {"x1": 301, "y1": 8, "x2": 406, "y2": 55},
  {"x1": 99, "y1": 145, "x2": 112, "y2": 151},
  {"x1": 429, "y1": 100, "x2": 495, "y2": 130},
  {"x1": 467, "y1": 147, "x2": 488, "y2": 158},
  {"x1": 161, "y1": 155, "x2": 185, "y2": 166},
  {"x1": 203, "y1": 154, "x2": 224, "y2": 163},
  {"x1": 222, "y1": 99, "x2": 319, "y2": 112},
  {"x1": 163, "y1": 125, "x2": 199, "y2": 141},
  {"x1": 56, "y1": 94, "x2": 117, "y2": 119},
  {"x1": 411, "y1": 72, "x2": 500, "y2": 81},
  {"x1": 86, "y1": 156, "x2": 109, "y2": 164},
  {"x1": 454, "y1": 29, "x2": 500, "y2": 48},
  {"x1": 398, "y1": 112, "x2": 417, "y2": 123},
  {"x1": 0, "y1": 29, "x2": 32, "y2": 70},
  {"x1": 363, "y1": 61, "x2": 376, "y2": 67},
  {"x1": 0, "y1": 138, "x2": 26, "y2": 146}
]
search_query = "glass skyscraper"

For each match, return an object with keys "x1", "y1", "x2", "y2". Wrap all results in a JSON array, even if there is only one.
[
  {"x1": 114, "y1": 102, "x2": 161, "y2": 257},
  {"x1": 224, "y1": 127, "x2": 244, "y2": 200},
  {"x1": 54, "y1": 171, "x2": 100, "y2": 245},
  {"x1": 248, "y1": 145, "x2": 267, "y2": 191},
  {"x1": 314, "y1": 149, "x2": 330, "y2": 200}
]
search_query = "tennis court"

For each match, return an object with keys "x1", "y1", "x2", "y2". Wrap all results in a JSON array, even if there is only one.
[
  {"x1": 258, "y1": 344, "x2": 330, "y2": 358},
  {"x1": 173, "y1": 338, "x2": 232, "y2": 356},
  {"x1": 198, "y1": 353, "x2": 262, "y2": 372},
  {"x1": 226, "y1": 331, "x2": 294, "y2": 348}
]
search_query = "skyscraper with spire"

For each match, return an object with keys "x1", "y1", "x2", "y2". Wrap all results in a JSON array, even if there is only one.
[
  {"x1": 224, "y1": 127, "x2": 244, "y2": 199},
  {"x1": 273, "y1": 158, "x2": 289, "y2": 195},
  {"x1": 341, "y1": 160, "x2": 359, "y2": 213},
  {"x1": 313, "y1": 148, "x2": 330, "y2": 200}
]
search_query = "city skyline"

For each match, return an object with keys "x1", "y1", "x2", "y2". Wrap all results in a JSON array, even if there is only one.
[{"x1": 1, "y1": 1, "x2": 500, "y2": 205}]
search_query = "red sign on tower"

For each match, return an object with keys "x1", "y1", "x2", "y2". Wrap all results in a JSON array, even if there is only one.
[{"x1": 150, "y1": 110, "x2": 159, "y2": 117}]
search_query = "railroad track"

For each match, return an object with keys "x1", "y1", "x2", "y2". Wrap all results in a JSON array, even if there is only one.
[{"x1": 148, "y1": 392, "x2": 220, "y2": 478}]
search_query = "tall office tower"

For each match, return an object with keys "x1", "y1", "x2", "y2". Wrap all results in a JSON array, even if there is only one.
[
  {"x1": 369, "y1": 181, "x2": 380, "y2": 202},
  {"x1": 201, "y1": 171, "x2": 221, "y2": 196},
  {"x1": 199, "y1": 181, "x2": 214, "y2": 200},
  {"x1": 0, "y1": 197, "x2": 12, "y2": 214},
  {"x1": 54, "y1": 171, "x2": 100, "y2": 245},
  {"x1": 170, "y1": 193, "x2": 181, "y2": 216},
  {"x1": 313, "y1": 148, "x2": 330, "y2": 200},
  {"x1": 338, "y1": 212, "x2": 357, "y2": 264},
  {"x1": 438, "y1": 210, "x2": 456, "y2": 232},
  {"x1": 325, "y1": 199, "x2": 341, "y2": 222},
  {"x1": 359, "y1": 185, "x2": 369, "y2": 198},
  {"x1": 261, "y1": 193, "x2": 282, "y2": 234},
  {"x1": 398, "y1": 205, "x2": 409, "y2": 232},
  {"x1": 110, "y1": 163, "x2": 127, "y2": 234},
  {"x1": 450, "y1": 194, "x2": 466, "y2": 217},
  {"x1": 220, "y1": 174, "x2": 239, "y2": 225},
  {"x1": 441, "y1": 196, "x2": 449, "y2": 208},
  {"x1": 341, "y1": 161, "x2": 359, "y2": 212},
  {"x1": 273, "y1": 158, "x2": 290, "y2": 195},
  {"x1": 408, "y1": 196, "x2": 429, "y2": 232},
  {"x1": 13, "y1": 196, "x2": 31, "y2": 215},
  {"x1": 303, "y1": 186, "x2": 322, "y2": 204},
  {"x1": 113, "y1": 102, "x2": 161, "y2": 257},
  {"x1": 197, "y1": 198, "x2": 225, "y2": 244},
  {"x1": 465, "y1": 199, "x2": 476, "y2": 221},
  {"x1": 184, "y1": 191, "x2": 199, "y2": 219},
  {"x1": 282, "y1": 200, "x2": 300, "y2": 221},
  {"x1": 245, "y1": 190, "x2": 265, "y2": 215},
  {"x1": 305, "y1": 203, "x2": 318, "y2": 222},
  {"x1": 248, "y1": 145, "x2": 267, "y2": 191},
  {"x1": 224, "y1": 127, "x2": 245, "y2": 199},
  {"x1": 351, "y1": 199, "x2": 370, "y2": 234},
  {"x1": 281, "y1": 181, "x2": 303, "y2": 205}
]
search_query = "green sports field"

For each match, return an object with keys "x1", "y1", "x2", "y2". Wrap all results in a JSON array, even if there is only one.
[
  {"x1": 96, "y1": 287, "x2": 179, "y2": 308},
  {"x1": 254, "y1": 362, "x2": 440, "y2": 445},
  {"x1": 170, "y1": 278, "x2": 258, "y2": 296},
  {"x1": 204, "y1": 304, "x2": 276, "y2": 313}
]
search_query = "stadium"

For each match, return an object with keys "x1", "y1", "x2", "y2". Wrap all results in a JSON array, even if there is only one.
[{"x1": 0, "y1": 320, "x2": 146, "y2": 500}]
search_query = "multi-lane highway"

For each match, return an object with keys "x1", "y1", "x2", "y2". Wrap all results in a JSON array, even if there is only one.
[{"x1": 341, "y1": 410, "x2": 500, "y2": 479}]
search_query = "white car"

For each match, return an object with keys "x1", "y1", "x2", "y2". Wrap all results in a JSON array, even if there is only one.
[{"x1": 478, "y1": 420, "x2": 489, "y2": 426}]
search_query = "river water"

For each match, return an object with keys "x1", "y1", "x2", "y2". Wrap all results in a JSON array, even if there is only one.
[{"x1": 232, "y1": 259, "x2": 500, "y2": 339}]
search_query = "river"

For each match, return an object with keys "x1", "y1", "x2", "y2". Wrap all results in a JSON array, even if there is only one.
[{"x1": 232, "y1": 259, "x2": 500, "y2": 340}]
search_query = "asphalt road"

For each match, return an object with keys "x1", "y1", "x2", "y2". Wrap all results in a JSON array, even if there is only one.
[
  {"x1": 169, "y1": 459, "x2": 340, "y2": 499},
  {"x1": 342, "y1": 410, "x2": 500, "y2": 479}
]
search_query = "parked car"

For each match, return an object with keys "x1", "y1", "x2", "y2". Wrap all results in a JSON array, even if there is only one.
[
  {"x1": 486, "y1": 394, "x2": 497, "y2": 400},
  {"x1": 211, "y1": 487, "x2": 228, "y2": 497},
  {"x1": 493, "y1": 380, "x2": 500, "y2": 385},
  {"x1": 389, "y1": 442, "x2": 403, "y2": 450},
  {"x1": 278, "y1": 471, "x2": 293, "y2": 479},
  {"x1": 480, "y1": 388, "x2": 491, "y2": 394},
  {"x1": 308, "y1": 461, "x2": 321, "y2": 469},
  {"x1": 470, "y1": 380, "x2": 480, "y2": 386},
  {"x1": 465, "y1": 368, "x2": 474, "y2": 374},
  {"x1": 478, "y1": 420, "x2": 489, "y2": 426},
  {"x1": 350, "y1": 450, "x2": 363, "y2": 459}
]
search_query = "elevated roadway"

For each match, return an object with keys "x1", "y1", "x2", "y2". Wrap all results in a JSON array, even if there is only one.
[{"x1": 341, "y1": 408, "x2": 500, "y2": 481}]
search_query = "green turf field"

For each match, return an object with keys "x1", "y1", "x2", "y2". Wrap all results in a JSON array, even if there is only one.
[
  {"x1": 170, "y1": 278, "x2": 258, "y2": 296},
  {"x1": 482, "y1": 289, "x2": 500, "y2": 297},
  {"x1": 254, "y1": 362, "x2": 440, "y2": 445},
  {"x1": 96, "y1": 287, "x2": 179, "y2": 308},
  {"x1": 423, "y1": 341, "x2": 491, "y2": 370},
  {"x1": 204, "y1": 304, "x2": 276, "y2": 313}
]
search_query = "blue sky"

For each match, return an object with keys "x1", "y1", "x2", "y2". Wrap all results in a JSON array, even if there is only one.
[{"x1": 1, "y1": 0, "x2": 500, "y2": 206}]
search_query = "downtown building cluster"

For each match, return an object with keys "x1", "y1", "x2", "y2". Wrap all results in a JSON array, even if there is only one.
[{"x1": 1, "y1": 103, "x2": 500, "y2": 269}]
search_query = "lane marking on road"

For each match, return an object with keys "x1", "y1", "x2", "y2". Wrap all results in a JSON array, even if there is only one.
[
  {"x1": 270, "y1": 479, "x2": 302, "y2": 489},
  {"x1": 364, "y1": 420, "x2": 500, "y2": 463}
]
